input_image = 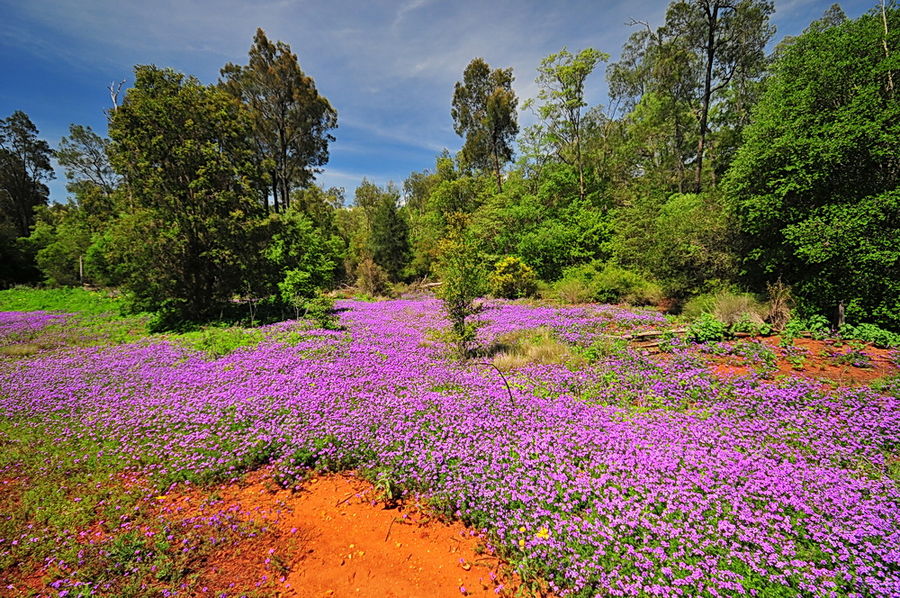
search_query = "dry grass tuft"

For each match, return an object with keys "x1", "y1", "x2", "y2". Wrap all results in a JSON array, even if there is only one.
[
  {"x1": 712, "y1": 293, "x2": 766, "y2": 326},
  {"x1": 490, "y1": 327, "x2": 583, "y2": 372},
  {"x1": 0, "y1": 343, "x2": 41, "y2": 357}
]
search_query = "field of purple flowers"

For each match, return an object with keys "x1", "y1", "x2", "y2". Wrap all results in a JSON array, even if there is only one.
[{"x1": 2, "y1": 298, "x2": 899, "y2": 597}]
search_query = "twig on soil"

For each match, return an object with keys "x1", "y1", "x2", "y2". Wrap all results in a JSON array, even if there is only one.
[
  {"x1": 384, "y1": 517, "x2": 396, "y2": 542},
  {"x1": 335, "y1": 492, "x2": 356, "y2": 507}
]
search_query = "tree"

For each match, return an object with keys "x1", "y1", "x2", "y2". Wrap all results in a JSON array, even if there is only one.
[
  {"x1": 221, "y1": 28, "x2": 337, "y2": 212},
  {"x1": 451, "y1": 58, "x2": 519, "y2": 192},
  {"x1": 107, "y1": 65, "x2": 265, "y2": 321},
  {"x1": 436, "y1": 213, "x2": 486, "y2": 357},
  {"x1": 56, "y1": 124, "x2": 118, "y2": 197},
  {"x1": 369, "y1": 189, "x2": 409, "y2": 281},
  {"x1": 349, "y1": 180, "x2": 409, "y2": 281},
  {"x1": 262, "y1": 206, "x2": 340, "y2": 314},
  {"x1": 608, "y1": 20, "x2": 701, "y2": 193},
  {"x1": 526, "y1": 48, "x2": 607, "y2": 201},
  {"x1": 665, "y1": 0, "x2": 775, "y2": 191},
  {"x1": 724, "y1": 7, "x2": 900, "y2": 329},
  {"x1": 0, "y1": 111, "x2": 54, "y2": 238}
]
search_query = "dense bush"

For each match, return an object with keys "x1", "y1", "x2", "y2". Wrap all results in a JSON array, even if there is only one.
[
  {"x1": 550, "y1": 262, "x2": 662, "y2": 305},
  {"x1": 489, "y1": 256, "x2": 537, "y2": 299},
  {"x1": 724, "y1": 9, "x2": 900, "y2": 331}
]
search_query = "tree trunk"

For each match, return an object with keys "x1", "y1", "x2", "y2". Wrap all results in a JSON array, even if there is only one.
[
  {"x1": 883, "y1": 0, "x2": 895, "y2": 95},
  {"x1": 272, "y1": 173, "x2": 279, "y2": 213},
  {"x1": 492, "y1": 138, "x2": 503, "y2": 193},
  {"x1": 696, "y1": 3, "x2": 719, "y2": 193},
  {"x1": 575, "y1": 127, "x2": 585, "y2": 201}
]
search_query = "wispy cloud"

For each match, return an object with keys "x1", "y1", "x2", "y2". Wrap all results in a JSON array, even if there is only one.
[{"x1": 1, "y1": 0, "x2": 867, "y2": 201}]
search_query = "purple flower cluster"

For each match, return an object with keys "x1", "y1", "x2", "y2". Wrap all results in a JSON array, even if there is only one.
[
  {"x1": 2, "y1": 299, "x2": 899, "y2": 596},
  {"x1": 0, "y1": 311, "x2": 67, "y2": 343}
]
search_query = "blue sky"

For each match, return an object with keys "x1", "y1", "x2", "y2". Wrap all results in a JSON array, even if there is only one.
[{"x1": 0, "y1": 0, "x2": 876, "y2": 204}]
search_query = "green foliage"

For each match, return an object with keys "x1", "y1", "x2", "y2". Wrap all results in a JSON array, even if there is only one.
[
  {"x1": 301, "y1": 294, "x2": 339, "y2": 330},
  {"x1": 839, "y1": 323, "x2": 900, "y2": 349},
  {"x1": 489, "y1": 256, "x2": 537, "y2": 299},
  {"x1": 724, "y1": 7, "x2": 900, "y2": 330},
  {"x1": 687, "y1": 313, "x2": 728, "y2": 343},
  {"x1": 551, "y1": 261, "x2": 662, "y2": 306},
  {"x1": 0, "y1": 286, "x2": 121, "y2": 314},
  {"x1": 452, "y1": 58, "x2": 519, "y2": 190},
  {"x1": 436, "y1": 216, "x2": 486, "y2": 357},
  {"x1": 780, "y1": 314, "x2": 831, "y2": 346},
  {"x1": 368, "y1": 186, "x2": 409, "y2": 281},
  {"x1": 263, "y1": 207, "x2": 340, "y2": 312},
  {"x1": 610, "y1": 192, "x2": 736, "y2": 298}
]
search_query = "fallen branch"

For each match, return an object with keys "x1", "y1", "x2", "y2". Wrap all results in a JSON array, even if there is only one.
[{"x1": 475, "y1": 361, "x2": 515, "y2": 406}]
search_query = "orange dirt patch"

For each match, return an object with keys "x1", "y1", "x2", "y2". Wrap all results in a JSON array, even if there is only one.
[
  {"x1": 158, "y1": 470, "x2": 527, "y2": 598},
  {"x1": 700, "y1": 337, "x2": 897, "y2": 387}
]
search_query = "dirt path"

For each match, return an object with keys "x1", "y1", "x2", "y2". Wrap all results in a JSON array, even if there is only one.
[{"x1": 161, "y1": 470, "x2": 518, "y2": 597}]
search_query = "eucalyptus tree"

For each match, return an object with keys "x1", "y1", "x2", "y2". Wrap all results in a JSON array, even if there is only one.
[
  {"x1": 608, "y1": 0, "x2": 773, "y2": 192},
  {"x1": 667, "y1": 0, "x2": 775, "y2": 191},
  {"x1": 221, "y1": 28, "x2": 337, "y2": 212},
  {"x1": 451, "y1": 58, "x2": 519, "y2": 192},
  {"x1": 608, "y1": 20, "x2": 701, "y2": 192},
  {"x1": 526, "y1": 48, "x2": 607, "y2": 201},
  {"x1": 0, "y1": 111, "x2": 53, "y2": 238}
]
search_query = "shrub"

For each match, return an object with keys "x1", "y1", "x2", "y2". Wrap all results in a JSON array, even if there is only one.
[
  {"x1": 765, "y1": 279, "x2": 793, "y2": 332},
  {"x1": 489, "y1": 256, "x2": 537, "y2": 299},
  {"x1": 302, "y1": 294, "x2": 340, "y2": 330},
  {"x1": 683, "y1": 291, "x2": 766, "y2": 326},
  {"x1": 780, "y1": 314, "x2": 831, "y2": 346},
  {"x1": 839, "y1": 323, "x2": 900, "y2": 349},
  {"x1": 687, "y1": 313, "x2": 728, "y2": 343},
  {"x1": 550, "y1": 262, "x2": 663, "y2": 306},
  {"x1": 547, "y1": 277, "x2": 593, "y2": 304},
  {"x1": 355, "y1": 258, "x2": 392, "y2": 297}
]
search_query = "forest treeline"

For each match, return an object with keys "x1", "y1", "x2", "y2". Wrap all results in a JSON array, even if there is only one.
[{"x1": 0, "y1": 1, "x2": 897, "y2": 332}]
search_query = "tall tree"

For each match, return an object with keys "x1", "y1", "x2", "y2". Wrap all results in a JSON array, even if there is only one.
[
  {"x1": 724, "y1": 7, "x2": 900, "y2": 329},
  {"x1": 526, "y1": 48, "x2": 607, "y2": 201},
  {"x1": 0, "y1": 111, "x2": 54, "y2": 238},
  {"x1": 451, "y1": 58, "x2": 519, "y2": 192},
  {"x1": 108, "y1": 65, "x2": 264, "y2": 321},
  {"x1": 56, "y1": 124, "x2": 120, "y2": 229},
  {"x1": 666, "y1": 0, "x2": 774, "y2": 191},
  {"x1": 608, "y1": 20, "x2": 701, "y2": 192},
  {"x1": 221, "y1": 28, "x2": 337, "y2": 212}
]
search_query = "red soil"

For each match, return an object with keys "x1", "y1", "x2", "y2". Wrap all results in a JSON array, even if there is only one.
[
  {"x1": 159, "y1": 470, "x2": 525, "y2": 598},
  {"x1": 701, "y1": 337, "x2": 897, "y2": 387}
]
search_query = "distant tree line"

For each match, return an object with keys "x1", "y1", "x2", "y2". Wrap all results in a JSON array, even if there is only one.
[{"x1": 1, "y1": 3, "x2": 898, "y2": 332}]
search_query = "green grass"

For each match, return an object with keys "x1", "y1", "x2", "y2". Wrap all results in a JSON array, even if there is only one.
[
  {"x1": 0, "y1": 286, "x2": 123, "y2": 315},
  {"x1": 172, "y1": 326, "x2": 266, "y2": 359},
  {"x1": 0, "y1": 417, "x2": 254, "y2": 596}
]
